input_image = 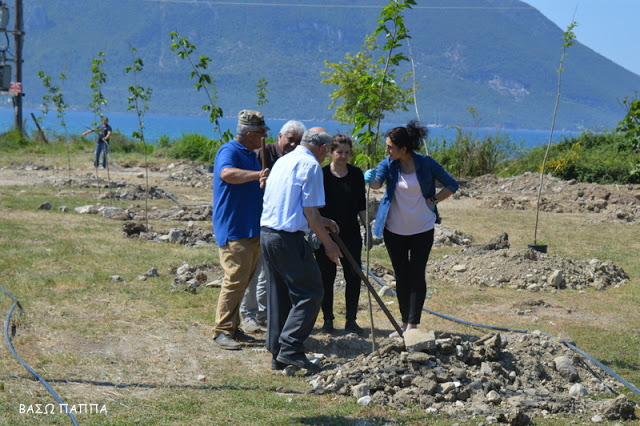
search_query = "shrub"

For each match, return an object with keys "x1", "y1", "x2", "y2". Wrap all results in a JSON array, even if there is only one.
[
  {"x1": 429, "y1": 127, "x2": 520, "y2": 178},
  {"x1": 106, "y1": 130, "x2": 153, "y2": 155},
  {"x1": 169, "y1": 133, "x2": 216, "y2": 162},
  {"x1": 506, "y1": 130, "x2": 640, "y2": 184},
  {"x1": 0, "y1": 129, "x2": 31, "y2": 151},
  {"x1": 157, "y1": 134, "x2": 171, "y2": 149}
]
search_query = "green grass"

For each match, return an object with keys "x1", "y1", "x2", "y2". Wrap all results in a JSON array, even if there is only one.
[{"x1": 1, "y1": 149, "x2": 639, "y2": 424}]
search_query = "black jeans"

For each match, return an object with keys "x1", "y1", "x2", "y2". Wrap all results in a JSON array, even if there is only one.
[
  {"x1": 383, "y1": 228, "x2": 434, "y2": 325},
  {"x1": 314, "y1": 232, "x2": 362, "y2": 322}
]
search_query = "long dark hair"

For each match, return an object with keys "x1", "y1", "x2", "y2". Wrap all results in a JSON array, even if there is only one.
[{"x1": 385, "y1": 120, "x2": 427, "y2": 152}]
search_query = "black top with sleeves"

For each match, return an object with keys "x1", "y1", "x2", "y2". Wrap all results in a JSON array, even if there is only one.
[{"x1": 319, "y1": 163, "x2": 366, "y2": 239}]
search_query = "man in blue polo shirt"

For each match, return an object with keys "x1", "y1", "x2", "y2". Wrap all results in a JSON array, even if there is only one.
[{"x1": 212, "y1": 110, "x2": 270, "y2": 351}]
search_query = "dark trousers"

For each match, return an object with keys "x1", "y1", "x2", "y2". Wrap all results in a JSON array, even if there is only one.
[
  {"x1": 261, "y1": 227, "x2": 323, "y2": 360},
  {"x1": 383, "y1": 228, "x2": 434, "y2": 325},
  {"x1": 314, "y1": 232, "x2": 362, "y2": 322}
]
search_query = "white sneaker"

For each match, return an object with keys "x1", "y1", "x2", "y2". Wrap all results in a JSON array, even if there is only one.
[{"x1": 241, "y1": 317, "x2": 261, "y2": 334}]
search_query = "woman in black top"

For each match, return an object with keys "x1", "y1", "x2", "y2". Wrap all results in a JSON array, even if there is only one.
[{"x1": 315, "y1": 134, "x2": 368, "y2": 334}]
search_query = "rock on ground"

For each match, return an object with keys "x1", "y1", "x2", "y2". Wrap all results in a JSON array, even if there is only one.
[
  {"x1": 310, "y1": 330, "x2": 630, "y2": 423},
  {"x1": 431, "y1": 233, "x2": 628, "y2": 291}
]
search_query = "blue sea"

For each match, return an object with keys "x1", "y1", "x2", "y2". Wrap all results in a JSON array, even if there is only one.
[{"x1": 1, "y1": 108, "x2": 582, "y2": 149}]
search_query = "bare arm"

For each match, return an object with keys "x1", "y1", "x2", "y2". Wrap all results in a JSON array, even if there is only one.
[
  {"x1": 357, "y1": 210, "x2": 367, "y2": 227},
  {"x1": 220, "y1": 167, "x2": 269, "y2": 185},
  {"x1": 426, "y1": 188, "x2": 454, "y2": 206},
  {"x1": 303, "y1": 206, "x2": 341, "y2": 265}
]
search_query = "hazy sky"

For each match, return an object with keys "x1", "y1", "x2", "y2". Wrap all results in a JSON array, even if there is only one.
[{"x1": 523, "y1": 0, "x2": 639, "y2": 76}]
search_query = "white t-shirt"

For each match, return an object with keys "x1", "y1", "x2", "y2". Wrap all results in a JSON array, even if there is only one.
[{"x1": 385, "y1": 171, "x2": 435, "y2": 235}]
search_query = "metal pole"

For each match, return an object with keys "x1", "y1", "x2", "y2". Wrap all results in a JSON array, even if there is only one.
[{"x1": 13, "y1": 0, "x2": 23, "y2": 132}]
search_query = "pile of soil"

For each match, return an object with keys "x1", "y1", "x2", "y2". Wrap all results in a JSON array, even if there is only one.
[
  {"x1": 43, "y1": 172, "x2": 124, "y2": 188},
  {"x1": 430, "y1": 233, "x2": 629, "y2": 291},
  {"x1": 123, "y1": 222, "x2": 215, "y2": 245},
  {"x1": 97, "y1": 185, "x2": 167, "y2": 201},
  {"x1": 309, "y1": 331, "x2": 636, "y2": 423},
  {"x1": 456, "y1": 173, "x2": 640, "y2": 223}
]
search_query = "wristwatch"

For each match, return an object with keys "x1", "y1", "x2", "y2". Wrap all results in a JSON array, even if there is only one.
[{"x1": 431, "y1": 197, "x2": 439, "y2": 205}]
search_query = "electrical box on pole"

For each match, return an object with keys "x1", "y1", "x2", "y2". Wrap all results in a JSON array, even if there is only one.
[
  {"x1": 0, "y1": 5, "x2": 9, "y2": 30},
  {"x1": 0, "y1": 63, "x2": 10, "y2": 91}
]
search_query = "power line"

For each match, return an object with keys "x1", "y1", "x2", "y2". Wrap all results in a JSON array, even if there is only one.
[{"x1": 142, "y1": 0, "x2": 535, "y2": 10}]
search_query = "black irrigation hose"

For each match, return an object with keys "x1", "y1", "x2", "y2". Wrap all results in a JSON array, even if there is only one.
[
  {"x1": 362, "y1": 267, "x2": 640, "y2": 398},
  {"x1": 1, "y1": 286, "x2": 79, "y2": 426}
]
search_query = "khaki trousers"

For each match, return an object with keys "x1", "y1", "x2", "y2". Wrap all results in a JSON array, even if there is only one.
[{"x1": 214, "y1": 237, "x2": 261, "y2": 338}]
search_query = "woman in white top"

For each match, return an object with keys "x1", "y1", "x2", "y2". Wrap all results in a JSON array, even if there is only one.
[{"x1": 364, "y1": 121, "x2": 459, "y2": 337}]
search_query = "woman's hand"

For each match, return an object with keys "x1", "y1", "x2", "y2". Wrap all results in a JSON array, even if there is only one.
[{"x1": 364, "y1": 169, "x2": 377, "y2": 185}]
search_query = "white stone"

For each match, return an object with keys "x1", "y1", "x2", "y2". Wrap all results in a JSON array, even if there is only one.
[
  {"x1": 74, "y1": 205, "x2": 97, "y2": 214},
  {"x1": 377, "y1": 285, "x2": 395, "y2": 298},
  {"x1": 403, "y1": 329, "x2": 436, "y2": 353},
  {"x1": 176, "y1": 263, "x2": 191, "y2": 276},
  {"x1": 548, "y1": 270, "x2": 564, "y2": 288},
  {"x1": 168, "y1": 228, "x2": 185, "y2": 244},
  {"x1": 357, "y1": 396, "x2": 372, "y2": 406},
  {"x1": 352, "y1": 383, "x2": 370, "y2": 398},
  {"x1": 569, "y1": 383, "x2": 588, "y2": 397},
  {"x1": 486, "y1": 390, "x2": 502, "y2": 404},
  {"x1": 554, "y1": 356, "x2": 578, "y2": 381}
]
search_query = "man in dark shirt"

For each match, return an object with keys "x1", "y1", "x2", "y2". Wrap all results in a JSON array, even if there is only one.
[{"x1": 82, "y1": 117, "x2": 112, "y2": 169}]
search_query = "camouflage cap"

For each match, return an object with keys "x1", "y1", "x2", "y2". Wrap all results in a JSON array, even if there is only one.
[{"x1": 238, "y1": 109, "x2": 270, "y2": 131}]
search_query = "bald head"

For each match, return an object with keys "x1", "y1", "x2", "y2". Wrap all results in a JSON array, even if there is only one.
[{"x1": 308, "y1": 126, "x2": 328, "y2": 133}]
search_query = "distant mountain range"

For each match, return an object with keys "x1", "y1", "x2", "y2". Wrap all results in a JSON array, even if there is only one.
[{"x1": 13, "y1": 0, "x2": 640, "y2": 131}]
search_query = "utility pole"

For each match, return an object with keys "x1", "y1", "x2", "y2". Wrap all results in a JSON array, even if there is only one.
[
  {"x1": 0, "y1": 0, "x2": 24, "y2": 133},
  {"x1": 13, "y1": 0, "x2": 23, "y2": 132}
]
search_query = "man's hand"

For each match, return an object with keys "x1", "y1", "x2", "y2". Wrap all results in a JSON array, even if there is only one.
[
  {"x1": 259, "y1": 168, "x2": 270, "y2": 188},
  {"x1": 303, "y1": 207, "x2": 342, "y2": 265},
  {"x1": 322, "y1": 217, "x2": 339, "y2": 235},
  {"x1": 323, "y1": 240, "x2": 341, "y2": 265}
]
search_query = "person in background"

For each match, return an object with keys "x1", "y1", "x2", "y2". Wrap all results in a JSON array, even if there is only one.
[
  {"x1": 364, "y1": 120, "x2": 458, "y2": 338},
  {"x1": 240, "y1": 120, "x2": 306, "y2": 333},
  {"x1": 211, "y1": 110, "x2": 270, "y2": 350},
  {"x1": 314, "y1": 134, "x2": 369, "y2": 334},
  {"x1": 82, "y1": 116, "x2": 112, "y2": 169},
  {"x1": 260, "y1": 129, "x2": 340, "y2": 372}
]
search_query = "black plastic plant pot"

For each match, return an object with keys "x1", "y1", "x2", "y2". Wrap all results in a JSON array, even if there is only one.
[{"x1": 528, "y1": 244, "x2": 548, "y2": 253}]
